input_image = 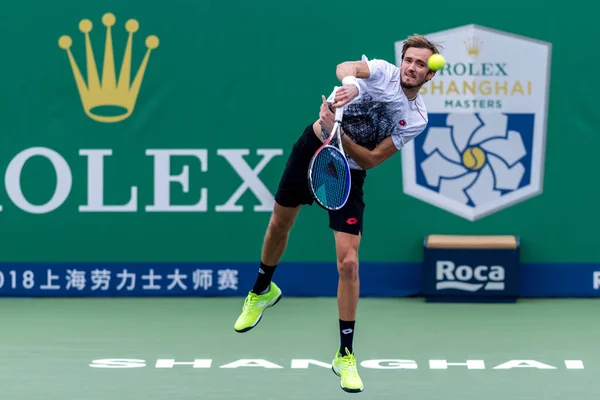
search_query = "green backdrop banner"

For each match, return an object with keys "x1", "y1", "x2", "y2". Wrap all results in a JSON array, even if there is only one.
[{"x1": 0, "y1": 1, "x2": 595, "y2": 264}]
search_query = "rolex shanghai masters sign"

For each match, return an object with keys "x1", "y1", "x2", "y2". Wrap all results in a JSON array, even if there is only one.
[{"x1": 396, "y1": 24, "x2": 552, "y2": 221}]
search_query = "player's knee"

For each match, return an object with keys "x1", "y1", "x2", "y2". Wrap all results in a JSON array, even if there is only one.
[
  {"x1": 268, "y1": 217, "x2": 292, "y2": 236},
  {"x1": 337, "y1": 252, "x2": 359, "y2": 281},
  {"x1": 268, "y1": 203, "x2": 299, "y2": 235}
]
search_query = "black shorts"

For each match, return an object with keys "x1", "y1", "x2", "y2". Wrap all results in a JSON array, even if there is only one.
[{"x1": 274, "y1": 124, "x2": 367, "y2": 236}]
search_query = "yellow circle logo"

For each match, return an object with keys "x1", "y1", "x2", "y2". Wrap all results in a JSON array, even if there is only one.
[{"x1": 462, "y1": 147, "x2": 486, "y2": 170}]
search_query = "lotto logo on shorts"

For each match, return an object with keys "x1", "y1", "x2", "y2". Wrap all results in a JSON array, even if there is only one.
[
  {"x1": 435, "y1": 261, "x2": 505, "y2": 292},
  {"x1": 395, "y1": 24, "x2": 551, "y2": 221}
]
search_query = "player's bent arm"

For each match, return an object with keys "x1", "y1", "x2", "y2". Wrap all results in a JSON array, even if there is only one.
[
  {"x1": 341, "y1": 134, "x2": 398, "y2": 170},
  {"x1": 336, "y1": 61, "x2": 371, "y2": 81}
]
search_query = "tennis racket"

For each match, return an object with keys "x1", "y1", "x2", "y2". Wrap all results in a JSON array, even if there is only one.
[{"x1": 308, "y1": 93, "x2": 351, "y2": 211}]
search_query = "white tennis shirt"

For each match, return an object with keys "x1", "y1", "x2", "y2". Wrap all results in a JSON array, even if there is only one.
[{"x1": 326, "y1": 55, "x2": 429, "y2": 170}]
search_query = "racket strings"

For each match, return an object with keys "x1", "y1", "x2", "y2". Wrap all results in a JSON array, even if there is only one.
[{"x1": 310, "y1": 147, "x2": 350, "y2": 209}]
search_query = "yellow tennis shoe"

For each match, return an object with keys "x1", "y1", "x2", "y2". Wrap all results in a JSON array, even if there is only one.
[
  {"x1": 332, "y1": 348, "x2": 364, "y2": 393},
  {"x1": 234, "y1": 282, "x2": 282, "y2": 333}
]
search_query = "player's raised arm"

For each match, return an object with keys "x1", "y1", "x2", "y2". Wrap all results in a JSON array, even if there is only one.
[
  {"x1": 332, "y1": 61, "x2": 370, "y2": 108},
  {"x1": 336, "y1": 61, "x2": 371, "y2": 80}
]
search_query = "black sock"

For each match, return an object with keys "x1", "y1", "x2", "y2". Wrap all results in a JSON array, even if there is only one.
[
  {"x1": 252, "y1": 262, "x2": 277, "y2": 294},
  {"x1": 339, "y1": 319, "x2": 355, "y2": 355}
]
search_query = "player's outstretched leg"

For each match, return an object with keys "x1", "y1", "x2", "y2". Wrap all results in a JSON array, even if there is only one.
[
  {"x1": 233, "y1": 202, "x2": 300, "y2": 333},
  {"x1": 330, "y1": 230, "x2": 364, "y2": 393}
]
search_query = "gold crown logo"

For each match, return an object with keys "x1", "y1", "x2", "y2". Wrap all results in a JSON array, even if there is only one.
[
  {"x1": 464, "y1": 37, "x2": 482, "y2": 56},
  {"x1": 59, "y1": 13, "x2": 159, "y2": 123}
]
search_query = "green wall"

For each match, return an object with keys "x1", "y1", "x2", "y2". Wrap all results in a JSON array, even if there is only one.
[{"x1": 0, "y1": 0, "x2": 595, "y2": 263}]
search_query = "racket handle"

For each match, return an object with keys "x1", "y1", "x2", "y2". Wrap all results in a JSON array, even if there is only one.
[
  {"x1": 331, "y1": 86, "x2": 344, "y2": 121},
  {"x1": 334, "y1": 106, "x2": 344, "y2": 122}
]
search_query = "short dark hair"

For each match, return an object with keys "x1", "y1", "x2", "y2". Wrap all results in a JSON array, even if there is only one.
[{"x1": 401, "y1": 34, "x2": 442, "y2": 60}]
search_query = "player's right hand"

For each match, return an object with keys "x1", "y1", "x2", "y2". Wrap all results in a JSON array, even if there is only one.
[{"x1": 332, "y1": 84, "x2": 358, "y2": 108}]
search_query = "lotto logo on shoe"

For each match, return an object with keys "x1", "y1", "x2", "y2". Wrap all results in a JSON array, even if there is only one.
[{"x1": 436, "y1": 260, "x2": 505, "y2": 292}]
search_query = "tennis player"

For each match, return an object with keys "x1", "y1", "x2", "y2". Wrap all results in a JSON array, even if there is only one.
[{"x1": 233, "y1": 34, "x2": 441, "y2": 393}]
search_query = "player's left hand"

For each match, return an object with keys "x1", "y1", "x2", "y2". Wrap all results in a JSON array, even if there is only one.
[
  {"x1": 332, "y1": 84, "x2": 358, "y2": 108},
  {"x1": 319, "y1": 95, "x2": 334, "y2": 133}
]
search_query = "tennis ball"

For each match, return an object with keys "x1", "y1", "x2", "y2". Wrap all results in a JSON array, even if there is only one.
[{"x1": 428, "y1": 54, "x2": 445, "y2": 71}]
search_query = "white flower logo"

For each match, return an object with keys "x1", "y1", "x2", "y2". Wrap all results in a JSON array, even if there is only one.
[{"x1": 420, "y1": 113, "x2": 527, "y2": 207}]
